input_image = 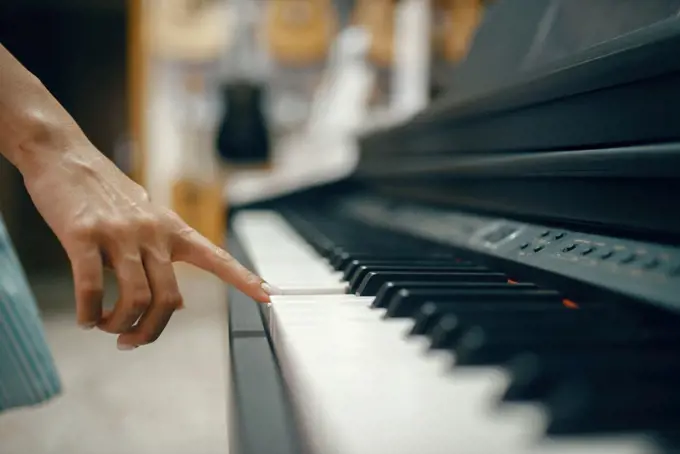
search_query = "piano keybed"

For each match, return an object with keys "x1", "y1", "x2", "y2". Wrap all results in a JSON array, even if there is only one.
[{"x1": 231, "y1": 204, "x2": 680, "y2": 454}]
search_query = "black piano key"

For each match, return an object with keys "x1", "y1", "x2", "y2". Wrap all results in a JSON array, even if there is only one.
[
  {"x1": 342, "y1": 259, "x2": 474, "y2": 280},
  {"x1": 326, "y1": 234, "x2": 449, "y2": 256},
  {"x1": 411, "y1": 301, "x2": 590, "y2": 337},
  {"x1": 504, "y1": 349, "x2": 680, "y2": 402},
  {"x1": 454, "y1": 324, "x2": 680, "y2": 366},
  {"x1": 409, "y1": 302, "x2": 542, "y2": 338},
  {"x1": 546, "y1": 379, "x2": 680, "y2": 434},
  {"x1": 429, "y1": 309, "x2": 601, "y2": 351},
  {"x1": 349, "y1": 266, "x2": 487, "y2": 290},
  {"x1": 384, "y1": 288, "x2": 559, "y2": 316},
  {"x1": 401, "y1": 291, "x2": 567, "y2": 324},
  {"x1": 385, "y1": 285, "x2": 546, "y2": 317},
  {"x1": 372, "y1": 277, "x2": 509, "y2": 308},
  {"x1": 331, "y1": 250, "x2": 449, "y2": 269},
  {"x1": 330, "y1": 249, "x2": 361, "y2": 268},
  {"x1": 409, "y1": 302, "x2": 582, "y2": 350},
  {"x1": 409, "y1": 302, "x2": 442, "y2": 336},
  {"x1": 415, "y1": 295, "x2": 591, "y2": 319},
  {"x1": 355, "y1": 270, "x2": 509, "y2": 295},
  {"x1": 437, "y1": 300, "x2": 621, "y2": 329},
  {"x1": 412, "y1": 298, "x2": 609, "y2": 337}
]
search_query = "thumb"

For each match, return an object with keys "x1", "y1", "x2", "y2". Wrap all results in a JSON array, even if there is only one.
[{"x1": 172, "y1": 227, "x2": 270, "y2": 303}]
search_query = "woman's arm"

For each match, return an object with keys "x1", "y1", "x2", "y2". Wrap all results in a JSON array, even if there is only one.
[
  {"x1": 0, "y1": 44, "x2": 85, "y2": 174},
  {"x1": 0, "y1": 43, "x2": 271, "y2": 351}
]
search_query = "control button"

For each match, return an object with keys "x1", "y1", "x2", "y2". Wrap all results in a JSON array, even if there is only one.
[
  {"x1": 600, "y1": 250, "x2": 615, "y2": 260},
  {"x1": 533, "y1": 245, "x2": 545, "y2": 252},
  {"x1": 483, "y1": 226, "x2": 517, "y2": 244},
  {"x1": 540, "y1": 230, "x2": 551, "y2": 238},
  {"x1": 581, "y1": 247, "x2": 595, "y2": 256},
  {"x1": 562, "y1": 244, "x2": 577, "y2": 253},
  {"x1": 519, "y1": 243, "x2": 530, "y2": 250},
  {"x1": 554, "y1": 232, "x2": 566, "y2": 240},
  {"x1": 619, "y1": 253, "x2": 637, "y2": 264}
]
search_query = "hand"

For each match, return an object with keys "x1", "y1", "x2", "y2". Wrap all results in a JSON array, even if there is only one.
[{"x1": 20, "y1": 141, "x2": 270, "y2": 350}]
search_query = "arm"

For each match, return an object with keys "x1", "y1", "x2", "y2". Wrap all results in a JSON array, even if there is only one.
[
  {"x1": 0, "y1": 43, "x2": 271, "y2": 350},
  {"x1": 0, "y1": 44, "x2": 83, "y2": 173}
]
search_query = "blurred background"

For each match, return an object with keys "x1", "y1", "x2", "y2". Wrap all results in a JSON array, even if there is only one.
[{"x1": 2, "y1": 0, "x2": 680, "y2": 453}]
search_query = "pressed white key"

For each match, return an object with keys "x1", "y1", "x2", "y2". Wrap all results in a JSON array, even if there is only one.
[{"x1": 233, "y1": 211, "x2": 348, "y2": 293}]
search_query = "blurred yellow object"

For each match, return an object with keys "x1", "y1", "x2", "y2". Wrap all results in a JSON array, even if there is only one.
[
  {"x1": 352, "y1": 0, "x2": 396, "y2": 68},
  {"x1": 263, "y1": 0, "x2": 337, "y2": 66},
  {"x1": 149, "y1": 0, "x2": 232, "y2": 61},
  {"x1": 171, "y1": 178, "x2": 225, "y2": 246},
  {"x1": 435, "y1": 0, "x2": 488, "y2": 63},
  {"x1": 171, "y1": 70, "x2": 225, "y2": 246}
]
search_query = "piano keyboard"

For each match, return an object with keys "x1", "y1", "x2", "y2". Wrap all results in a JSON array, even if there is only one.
[{"x1": 231, "y1": 208, "x2": 680, "y2": 454}]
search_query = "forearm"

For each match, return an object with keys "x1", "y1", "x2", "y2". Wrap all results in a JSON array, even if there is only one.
[{"x1": 0, "y1": 43, "x2": 88, "y2": 176}]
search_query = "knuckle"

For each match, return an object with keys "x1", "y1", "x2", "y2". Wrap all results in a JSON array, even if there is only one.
[
  {"x1": 216, "y1": 248, "x2": 236, "y2": 265},
  {"x1": 163, "y1": 210, "x2": 184, "y2": 226},
  {"x1": 160, "y1": 292, "x2": 183, "y2": 310},
  {"x1": 135, "y1": 214, "x2": 160, "y2": 236},
  {"x1": 128, "y1": 289, "x2": 152, "y2": 310},
  {"x1": 72, "y1": 218, "x2": 100, "y2": 240},
  {"x1": 103, "y1": 218, "x2": 131, "y2": 237},
  {"x1": 174, "y1": 223, "x2": 195, "y2": 242},
  {"x1": 244, "y1": 271, "x2": 261, "y2": 287},
  {"x1": 139, "y1": 189, "x2": 151, "y2": 203}
]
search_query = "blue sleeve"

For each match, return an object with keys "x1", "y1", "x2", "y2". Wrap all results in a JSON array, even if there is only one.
[{"x1": 0, "y1": 216, "x2": 62, "y2": 412}]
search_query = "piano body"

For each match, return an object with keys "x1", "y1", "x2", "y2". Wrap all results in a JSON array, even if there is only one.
[{"x1": 226, "y1": 2, "x2": 680, "y2": 453}]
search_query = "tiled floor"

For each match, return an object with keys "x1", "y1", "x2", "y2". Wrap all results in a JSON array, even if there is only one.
[{"x1": 0, "y1": 265, "x2": 232, "y2": 454}]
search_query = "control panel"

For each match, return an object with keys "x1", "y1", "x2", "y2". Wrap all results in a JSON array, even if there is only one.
[{"x1": 347, "y1": 197, "x2": 680, "y2": 313}]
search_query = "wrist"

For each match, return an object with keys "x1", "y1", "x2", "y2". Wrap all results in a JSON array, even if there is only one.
[{"x1": 7, "y1": 111, "x2": 88, "y2": 178}]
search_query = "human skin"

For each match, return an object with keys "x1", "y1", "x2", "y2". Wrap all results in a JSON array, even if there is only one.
[{"x1": 0, "y1": 43, "x2": 271, "y2": 351}]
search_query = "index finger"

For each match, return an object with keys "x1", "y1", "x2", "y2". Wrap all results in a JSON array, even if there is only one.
[{"x1": 172, "y1": 228, "x2": 271, "y2": 302}]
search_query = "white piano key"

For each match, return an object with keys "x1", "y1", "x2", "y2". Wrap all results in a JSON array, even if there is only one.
[
  {"x1": 269, "y1": 283, "x2": 349, "y2": 295},
  {"x1": 233, "y1": 211, "x2": 347, "y2": 294}
]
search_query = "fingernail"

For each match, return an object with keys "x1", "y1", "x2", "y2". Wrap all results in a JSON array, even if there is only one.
[
  {"x1": 261, "y1": 282, "x2": 281, "y2": 296},
  {"x1": 79, "y1": 321, "x2": 96, "y2": 330},
  {"x1": 117, "y1": 342, "x2": 137, "y2": 351}
]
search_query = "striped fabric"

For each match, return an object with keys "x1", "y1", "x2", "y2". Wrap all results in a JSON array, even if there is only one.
[{"x1": 0, "y1": 216, "x2": 61, "y2": 412}]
